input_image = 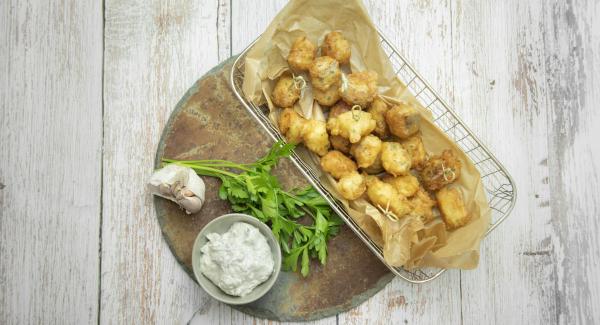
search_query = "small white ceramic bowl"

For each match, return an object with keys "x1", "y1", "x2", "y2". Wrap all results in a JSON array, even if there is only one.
[{"x1": 191, "y1": 213, "x2": 281, "y2": 305}]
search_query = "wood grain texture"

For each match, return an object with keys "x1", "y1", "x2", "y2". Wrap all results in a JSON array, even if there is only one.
[
  {"x1": 451, "y1": 1, "x2": 600, "y2": 324},
  {"x1": 217, "y1": 0, "x2": 231, "y2": 62},
  {"x1": 450, "y1": 1, "x2": 559, "y2": 324},
  {"x1": 543, "y1": 1, "x2": 600, "y2": 324},
  {"x1": 102, "y1": 1, "x2": 221, "y2": 323},
  {"x1": 0, "y1": 0, "x2": 103, "y2": 324}
]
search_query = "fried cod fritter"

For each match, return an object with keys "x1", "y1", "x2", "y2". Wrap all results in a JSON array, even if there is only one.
[
  {"x1": 336, "y1": 171, "x2": 366, "y2": 200},
  {"x1": 380, "y1": 142, "x2": 412, "y2": 176},
  {"x1": 385, "y1": 103, "x2": 420, "y2": 139},
  {"x1": 278, "y1": 108, "x2": 306, "y2": 144},
  {"x1": 367, "y1": 97, "x2": 390, "y2": 138},
  {"x1": 350, "y1": 134, "x2": 382, "y2": 168},
  {"x1": 326, "y1": 110, "x2": 376, "y2": 143},
  {"x1": 320, "y1": 150, "x2": 357, "y2": 179},
  {"x1": 365, "y1": 176, "x2": 413, "y2": 218},
  {"x1": 327, "y1": 101, "x2": 352, "y2": 153},
  {"x1": 313, "y1": 85, "x2": 341, "y2": 106},
  {"x1": 309, "y1": 56, "x2": 341, "y2": 91},
  {"x1": 302, "y1": 119, "x2": 330, "y2": 156},
  {"x1": 401, "y1": 135, "x2": 427, "y2": 170},
  {"x1": 321, "y1": 31, "x2": 351, "y2": 64},
  {"x1": 436, "y1": 187, "x2": 470, "y2": 229},
  {"x1": 409, "y1": 187, "x2": 437, "y2": 223},
  {"x1": 361, "y1": 152, "x2": 384, "y2": 174},
  {"x1": 382, "y1": 174, "x2": 420, "y2": 197},
  {"x1": 288, "y1": 36, "x2": 316, "y2": 71},
  {"x1": 339, "y1": 71, "x2": 378, "y2": 107},
  {"x1": 272, "y1": 75, "x2": 301, "y2": 108},
  {"x1": 328, "y1": 100, "x2": 351, "y2": 118},
  {"x1": 421, "y1": 149, "x2": 462, "y2": 191},
  {"x1": 330, "y1": 135, "x2": 351, "y2": 154}
]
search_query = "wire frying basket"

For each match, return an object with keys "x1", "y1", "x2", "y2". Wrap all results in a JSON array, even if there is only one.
[{"x1": 229, "y1": 30, "x2": 516, "y2": 283}]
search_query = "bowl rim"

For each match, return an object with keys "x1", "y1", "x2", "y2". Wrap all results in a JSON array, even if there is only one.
[{"x1": 191, "y1": 213, "x2": 282, "y2": 305}]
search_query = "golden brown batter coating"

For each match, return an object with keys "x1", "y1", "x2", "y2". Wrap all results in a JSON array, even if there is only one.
[
  {"x1": 420, "y1": 150, "x2": 462, "y2": 191},
  {"x1": 288, "y1": 36, "x2": 316, "y2": 71},
  {"x1": 313, "y1": 85, "x2": 341, "y2": 107},
  {"x1": 350, "y1": 134, "x2": 382, "y2": 168},
  {"x1": 272, "y1": 75, "x2": 301, "y2": 108},
  {"x1": 330, "y1": 135, "x2": 351, "y2": 154},
  {"x1": 320, "y1": 150, "x2": 358, "y2": 179},
  {"x1": 436, "y1": 187, "x2": 470, "y2": 229},
  {"x1": 382, "y1": 174, "x2": 420, "y2": 197},
  {"x1": 278, "y1": 108, "x2": 306, "y2": 144},
  {"x1": 367, "y1": 97, "x2": 390, "y2": 138},
  {"x1": 327, "y1": 101, "x2": 352, "y2": 153},
  {"x1": 302, "y1": 119, "x2": 330, "y2": 156},
  {"x1": 336, "y1": 171, "x2": 366, "y2": 200},
  {"x1": 409, "y1": 187, "x2": 436, "y2": 223},
  {"x1": 328, "y1": 100, "x2": 351, "y2": 119},
  {"x1": 339, "y1": 71, "x2": 378, "y2": 107},
  {"x1": 321, "y1": 31, "x2": 351, "y2": 64},
  {"x1": 365, "y1": 176, "x2": 413, "y2": 218},
  {"x1": 385, "y1": 103, "x2": 420, "y2": 139},
  {"x1": 361, "y1": 152, "x2": 384, "y2": 174},
  {"x1": 309, "y1": 56, "x2": 341, "y2": 91},
  {"x1": 380, "y1": 142, "x2": 412, "y2": 176},
  {"x1": 401, "y1": 135, "x2": 427, "y2": 170},
  {"x1": 326, "y1": 110, "x2": 376, "y2": 143}
]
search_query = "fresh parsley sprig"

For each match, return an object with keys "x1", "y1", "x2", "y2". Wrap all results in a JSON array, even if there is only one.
[{"x1": 163, "y1": 141, "x2": 343, "y2": 276}]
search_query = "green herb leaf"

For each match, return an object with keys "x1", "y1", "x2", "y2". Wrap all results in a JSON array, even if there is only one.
[
  {"x1": 317, "y1": 242, "x2": 327, "y2": 265},
  {"x1": 301, "y1": 248, "x2": 309, "y2": 277},
  {"x1": 283, "y1": 247, "x2": 303, "y2": 272},
  {"x1": 218, "y1": 184, "x2": 228, "y2": 200}
]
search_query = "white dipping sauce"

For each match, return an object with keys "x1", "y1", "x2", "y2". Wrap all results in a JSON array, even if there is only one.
[{"x1": 199, "y1": 222, "x2": 274, "y2": 297}]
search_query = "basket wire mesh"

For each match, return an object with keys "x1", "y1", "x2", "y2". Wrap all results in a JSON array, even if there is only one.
[{"x1": 229, "y1": 30, "x2": 516, "y2": 283}]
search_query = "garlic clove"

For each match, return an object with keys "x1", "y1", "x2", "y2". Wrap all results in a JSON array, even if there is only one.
[
  {"x1": 159, "y1": 183, "x2": 171, "y2": 196},
  {"x1": 184, "y1": 168, "x2": 206, "y2": 199},
  {"x1": 177, "y1": 196, "x2": 204, "y2": 214},
  {"x1": 149, "y1": 164, "x2": 206, "y2": 214}
]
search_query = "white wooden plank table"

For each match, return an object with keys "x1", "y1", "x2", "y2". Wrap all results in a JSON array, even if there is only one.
[{"x1": 1, "y1": 0, "x2": 599, "y2": 324}]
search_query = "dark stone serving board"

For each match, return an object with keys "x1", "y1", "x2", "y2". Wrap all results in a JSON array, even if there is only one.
[{"x1": 153, "y1": 56, "x2": 393, "y2": 322}]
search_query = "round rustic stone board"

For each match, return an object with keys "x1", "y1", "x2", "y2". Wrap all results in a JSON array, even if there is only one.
[{"x1": 154, "y1": 57, "x2": 393, "y2": 322}]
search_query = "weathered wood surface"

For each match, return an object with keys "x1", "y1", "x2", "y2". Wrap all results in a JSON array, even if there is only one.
[
  {"x1": 1, "y1": 0, "x2": 599, "y2": 324},
  {"x1": 451, "y1": 2, "x2": 557, "y2": 324},
  {"x1": 102, "y1": 1, "x2": 220, "y2": 324},
  {"x1": 0, "y1": 0, "x2": 103, "y2": 324}
]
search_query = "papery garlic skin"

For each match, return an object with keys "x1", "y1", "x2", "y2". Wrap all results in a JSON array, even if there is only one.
[{"x1": 148, "y1": 164, "x2": 206, "y2": 214}]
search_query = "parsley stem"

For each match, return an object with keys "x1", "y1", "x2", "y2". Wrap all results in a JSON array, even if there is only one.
[
  {"x1": 279, "y1": 190, "x2": 306, "y2": 203},
  {"x1": 163, "y1": 159, "x2": 255, "y2": 172},
  {"x1": 167, "y1": 162, "x2": 240, "y2": 179}
]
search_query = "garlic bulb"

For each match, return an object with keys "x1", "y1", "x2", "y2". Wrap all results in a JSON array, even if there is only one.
[{"x1": 148, "y1": 164, "x2": 206, "y2": 214}]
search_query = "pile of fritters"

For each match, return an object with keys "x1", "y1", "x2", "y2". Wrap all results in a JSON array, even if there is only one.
[{"x1": 273, "y1": 31, "x2": 470, "y2": 230}]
